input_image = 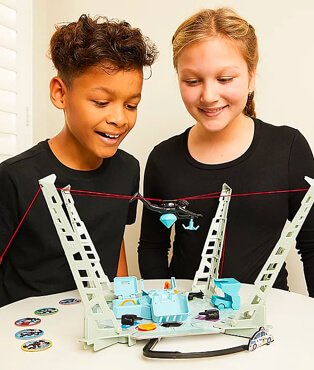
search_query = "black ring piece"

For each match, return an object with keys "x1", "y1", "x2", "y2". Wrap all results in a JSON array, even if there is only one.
[{"x1": 143, "y1": 337, "x2": 249, "y2": 359}]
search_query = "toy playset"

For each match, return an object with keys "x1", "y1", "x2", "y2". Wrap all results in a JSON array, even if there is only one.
[{"x1": 37, "y1": 174, "x2": 314, "y2": 358}]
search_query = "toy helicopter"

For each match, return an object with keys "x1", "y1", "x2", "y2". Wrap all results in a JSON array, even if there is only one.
[{"x1": 133, "y1": 192, "x2": 202, "y2": 230}]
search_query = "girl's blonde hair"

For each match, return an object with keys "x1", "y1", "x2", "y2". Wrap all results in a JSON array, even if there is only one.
[{"x1": 172, "y1": 8, "x2": 258, "y2": 117}]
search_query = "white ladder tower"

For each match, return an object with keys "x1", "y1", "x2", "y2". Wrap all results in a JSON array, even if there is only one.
[
  {"x1": 220, "y1": 176, "x2": 314, "y2": 337},
  {"x1": 39, "y1": 174, "x2": 134, "y2": 351},
  {"x1": 192, "y1": 183, "x2": 232, "y2": 294}
]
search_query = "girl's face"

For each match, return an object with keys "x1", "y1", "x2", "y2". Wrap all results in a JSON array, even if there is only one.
[{"x1": 177, "y1": 37, "x2": 255, "y2": 134}]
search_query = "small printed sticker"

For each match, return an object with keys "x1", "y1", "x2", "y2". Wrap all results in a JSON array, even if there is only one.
[
  {"x1": 34, "y1": 307, "x2": 59, "y2": 316},
  {"x1": 15, "y1": 328, "x2": 44, "y2": 340},
  {"x1": 59, "y1": 298, "x2": 81, "y2": 305},
  {"x1": 21, "y1": 339, "x2": 52, "y2": 352},
  {"x1": 15, "y1": 317, "x2": 41, "y2": 327}
]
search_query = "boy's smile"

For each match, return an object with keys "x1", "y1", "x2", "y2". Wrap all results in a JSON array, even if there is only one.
[{"x1": 49, "y1": 65, "x2": 143, "y2": 170}]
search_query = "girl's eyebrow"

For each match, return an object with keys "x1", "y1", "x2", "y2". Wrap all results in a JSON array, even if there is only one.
[{"x1": 179, "y1": 65, "x2": 241, "y2": 75}]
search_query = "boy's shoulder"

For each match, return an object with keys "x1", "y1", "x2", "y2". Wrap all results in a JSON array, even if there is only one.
[
  {"x1": 1, "y1": 141, "x2": 49, "y2": 170},
  {"x1": 114, "y1": 148, "x2": 139, "y2": 169}
]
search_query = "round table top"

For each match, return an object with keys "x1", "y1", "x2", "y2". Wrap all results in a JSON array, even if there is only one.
[{"x1": 1, "y1": 280, "x2": 313, "y2": 370}]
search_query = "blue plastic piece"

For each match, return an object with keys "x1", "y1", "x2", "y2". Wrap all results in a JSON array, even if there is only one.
[
  {"x1": 112, "y1": 277, "x2": 151, "y2": 319},
  {"x1": 148, "y1": 277, "x2": 190, "y2": 323},
  {"x1": 112, "y1": 277, "x2": 190, "y2": 323},
  {"x1": 211, "y1": 278, "x2": 241, "y2": 310},
  {"x1": 160, "y1": 213, "x2": 177, "y2": 228},
  {"x1": 182, "y1": 218, "x2": 199, "y2": 231},
  {"x1": 114, "y1": 276, "x2": 139, "y2": 298},
  {"x1": 149, "y1": 290, "x2": 190, "y2": 323}
]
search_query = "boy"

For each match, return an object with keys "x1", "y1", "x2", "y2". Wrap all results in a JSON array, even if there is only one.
[{"x1": 0, "y1": 14, "x2": 158, "y2": 306}]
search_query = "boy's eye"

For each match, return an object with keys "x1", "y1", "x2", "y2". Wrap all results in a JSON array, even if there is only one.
[
  {"x1": 92, "y1": 100, "x2": 108, "y2": 107},
  {"x1": 126, "y1": 104, "x2": 138, "y2": 111},
  {"x1": 218, "y1": 77, "x2": 234, "y2": 83}
]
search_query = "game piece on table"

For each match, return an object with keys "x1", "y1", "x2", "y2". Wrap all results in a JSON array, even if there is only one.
[
  {"x1": 14, "y1": 317, "x2": 41, "y2": 327},
  {"x1": 15, "y1": 328, "x2": 44, "y2": 340}
]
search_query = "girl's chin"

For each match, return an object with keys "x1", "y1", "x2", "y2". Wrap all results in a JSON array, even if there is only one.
[{"x1": 196, "y1": 121, "x2": 230, "y2": 134}]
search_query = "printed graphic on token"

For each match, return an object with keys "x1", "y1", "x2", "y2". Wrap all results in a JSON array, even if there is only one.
[
  {"x1": 34, "y1": 307, "x2": 58, "y2": 316},
  {"x1": 15, "y1": 328, "x2": 44, "y2": 340},
  {"x1": 59, "y1": 298, "x2": 81, "y2": 305},
  {"x1": 21, "y1": 339, "x2": 52, "y2": 352},
  {"x1": 137, "y1": 323, "x2": 157, "y2": 331},
  {"x1": 15, "y1": 317, "x2": 41, "y2": 327}
]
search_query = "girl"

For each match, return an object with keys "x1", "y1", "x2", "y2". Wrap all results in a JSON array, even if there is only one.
[{"x1": 138, "y1": 8, "x2": 314, "y2": 297}]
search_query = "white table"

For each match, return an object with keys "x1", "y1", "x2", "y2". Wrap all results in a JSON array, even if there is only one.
[{"x1": 1, "y1": 280, "x2": 313, "y2": 370}]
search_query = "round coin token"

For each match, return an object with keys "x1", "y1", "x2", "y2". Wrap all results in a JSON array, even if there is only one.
[
  {"x1": 15, "y1": 328, "x2": 44, "y2": 340},
  {"x1": 137, "y1": 323, "x2": 157, "y2": 331},
  {"x1": 34, "y1": 307, "x2": 58, "y2": 316},
  {"x1": 21, "y1": 339, "x2": 52, "y2": 352},
  {"x1": 15, "y1": 317, "x2": 41, "y2": 327},
  {"x1": 59, "y1": 298, "x2": 81, "y2": 305}
]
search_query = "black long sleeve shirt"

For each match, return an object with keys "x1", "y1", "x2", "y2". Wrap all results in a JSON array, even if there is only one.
[
  {"x1": 138, "y1": 119, "x2": 314, "y2": 297},
  {"x1": 0, "y1": 140, "x2": 139, "y2": 306}
]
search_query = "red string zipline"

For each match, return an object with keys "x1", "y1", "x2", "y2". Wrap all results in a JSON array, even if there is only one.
[
  {"x1": 0, "y1": 186, "x2": 308, "y2": 264},
  {"x1": 0, "y1": 187, "x2": 42, "y2": 264}
]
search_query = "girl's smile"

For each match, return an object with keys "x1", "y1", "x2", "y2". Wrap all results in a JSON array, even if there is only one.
[{"x1": 177, "y1": 37, "x2": 255, "y2": 136}]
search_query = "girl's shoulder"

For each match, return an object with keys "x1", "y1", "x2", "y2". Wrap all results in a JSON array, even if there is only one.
[
  {"x1": 151, "y1": 127, "x2": 191, "y2": 154},
  {"x1": 255, "y1": 118, "x2": 302, "y2": 143}
]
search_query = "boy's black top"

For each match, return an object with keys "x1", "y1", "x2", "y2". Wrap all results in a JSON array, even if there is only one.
[
  {"x1": 138, "y1": 118, "x2": 314, "y2": 297},
  {"x1": 0, "y1": 140, "x2": 139, "y2": 306}
]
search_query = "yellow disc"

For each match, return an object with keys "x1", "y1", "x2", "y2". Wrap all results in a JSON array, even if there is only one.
[
  {"x1": 21, "y1": 339, "x2": 52, "y2": 352},
  {"x1": 137, "y1": 323, "x2": 157, "y2": 331}
]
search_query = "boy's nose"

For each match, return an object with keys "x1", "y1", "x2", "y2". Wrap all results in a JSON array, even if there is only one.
[{"x1": 106, "y1": 107, "x2": 128, "y2": 127}]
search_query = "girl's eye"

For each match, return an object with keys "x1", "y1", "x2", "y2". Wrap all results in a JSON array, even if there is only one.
[
  {"x1": 93, "y1": 100, "x2": 108, "y2": 107},
  {"x1": 184, "y1": 80, "x2": 200, "y2": 86},
  {"x1": 218, "y1": 77, "x2": 234, "y2": 83}
]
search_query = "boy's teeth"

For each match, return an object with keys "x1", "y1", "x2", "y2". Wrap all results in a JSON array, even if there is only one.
[{"x1": 104, "y1": 133, "x2": 119, "y2": 138}]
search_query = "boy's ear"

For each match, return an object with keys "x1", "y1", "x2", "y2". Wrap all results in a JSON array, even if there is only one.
[{"x1": 50, "y1": 76, "x2": 67, "y2": 109}]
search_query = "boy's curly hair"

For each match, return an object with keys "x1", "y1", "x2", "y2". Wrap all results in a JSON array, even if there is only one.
[{"x1": 49, "y1": 14, "x2": 158, "y2": 84}]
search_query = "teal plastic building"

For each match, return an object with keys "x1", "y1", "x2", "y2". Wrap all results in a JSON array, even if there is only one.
[
  {"x1": 148, "y1": 277, "x2": 190, "y2": 323},
  {"x1": 112, "y1": 276, "x2": 190, "y2": 323},
  {"x1": 112, "y1": 276, "x2": 151, "y2": 319}
]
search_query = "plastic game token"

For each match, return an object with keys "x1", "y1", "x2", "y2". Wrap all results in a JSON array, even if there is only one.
[
  {"x1": 59, "y1": 298, "x2": 81, "y2": 305},
  {"x1": 15, "y1": 328, "x2": 44, "y2": 340},
  {"x1": 21, "y1": 339, "x2": 52, "y2": 352},
  {"x1": 137, "y1": 323, "x2": 157, "y2": 331},
  {"x1": 34, "y1": 307, "x2": 58, "y2": 316},
  {"x1": 15, "y1": 317, "x2": 41, "y2": 327}
]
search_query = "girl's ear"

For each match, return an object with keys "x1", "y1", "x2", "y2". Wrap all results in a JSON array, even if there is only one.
[
  {"x1": 249, "y1": 70, "x2": 256, "y2": 92},
  {"x1": 50, "y1": 76, "x2": 67, "y2": 109}
]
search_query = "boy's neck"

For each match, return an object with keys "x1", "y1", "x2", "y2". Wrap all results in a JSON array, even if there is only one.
[{"x1": 48, "y1": 131, "x2": 104, "y2": 171}]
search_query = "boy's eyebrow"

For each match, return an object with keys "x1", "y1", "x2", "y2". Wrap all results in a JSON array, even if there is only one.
[{"x1": 90, "y1": 86, "x2": 141, "y2": 99}]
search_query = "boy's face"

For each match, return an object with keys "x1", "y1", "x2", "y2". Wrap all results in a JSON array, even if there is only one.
[{"x1": 51, "y1": 65, "x2": 143, "y2": 169}]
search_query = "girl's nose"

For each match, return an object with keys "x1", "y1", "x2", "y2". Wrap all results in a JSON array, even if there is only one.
[{"x1": 200, "y1": 82, "x2": 219, "y2": 104}]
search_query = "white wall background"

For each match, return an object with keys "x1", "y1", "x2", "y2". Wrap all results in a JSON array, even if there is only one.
[{"x1": 32, "y1": 0, "x2": 314, "y2": 295}]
